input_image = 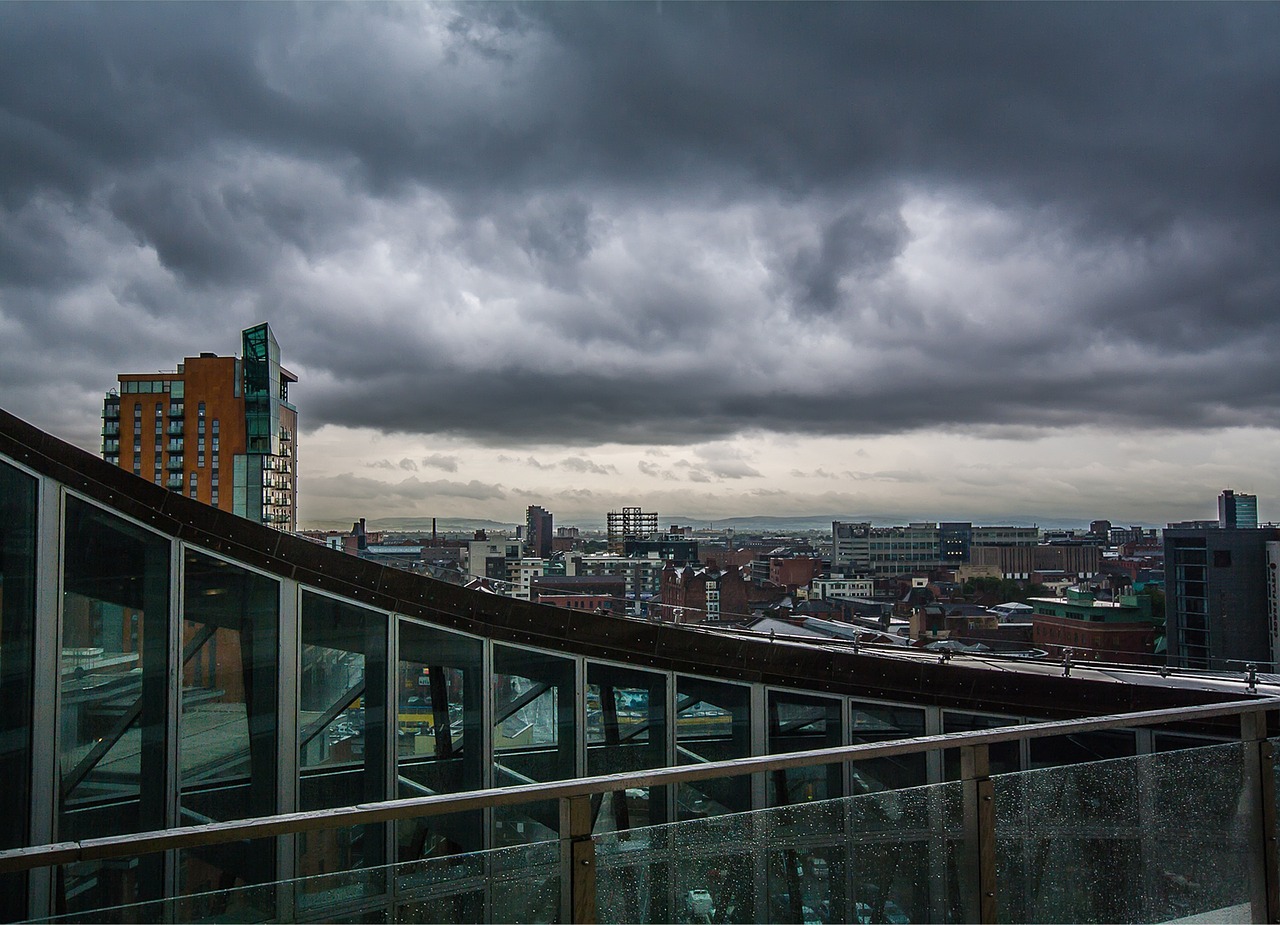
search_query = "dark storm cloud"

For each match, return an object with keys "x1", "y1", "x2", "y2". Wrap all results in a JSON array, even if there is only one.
[{"x1": 2, "y1": 2, "x2": 1279, "y2": 448}]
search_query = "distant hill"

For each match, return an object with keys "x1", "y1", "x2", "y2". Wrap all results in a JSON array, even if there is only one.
[{"x1": 300, "y1": 517, "x2": 519, "y2": 534}]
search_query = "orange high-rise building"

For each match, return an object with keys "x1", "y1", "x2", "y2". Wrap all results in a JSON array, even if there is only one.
[{"x1": 101, "y1": 323, "x2": 298, "y2": 530}]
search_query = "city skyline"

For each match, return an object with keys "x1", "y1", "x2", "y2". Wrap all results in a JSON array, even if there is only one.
[{"x1": 2, "y1": 4, "x2": 1279, "y2": 528}]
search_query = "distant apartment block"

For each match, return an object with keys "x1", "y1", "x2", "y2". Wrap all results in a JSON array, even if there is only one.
[
  {"x1": 607, "y1": 506, "x2": 659, "y2": 553},
  {"x1": 832, "y1": 521, "x2": 1039, "y2": 577},
  {"x1": 1219, "y1": 489, "x2": 1259, "y2": 530},
  {"x1": 466, "y1": 536, "x2": 522, "y2": 583},
  {"x1": 525, "y1": 505, "x2": 554, "y2": 559},
  {"x1": 569, "y1": 553, "x2": 665, "y2": 614},
  {"x1": 102, "y1": 323, "x2": 297, "y2": 530}
]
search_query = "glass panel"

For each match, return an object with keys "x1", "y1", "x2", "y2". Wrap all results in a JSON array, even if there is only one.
[
  {"x1": 849, "y1": 701, "x2": 927, "y2": 793},
  {"x1": 58, "y1": 497, "x2": 170, "y2": 914},
  {"x1": 397, "y1": 620, "x2": 484, "y2": 872},
  {"x1": 996, "y1": 742, "x2": 1252, "y2": 923},
  {"x1": 0, "y1": 461, "x2": 37, "y2": 921},
  {"x1": 676, "y1": 677, "x2": 752, "y2": 819},
  {"x1": 943, "y1": 711, "x2": 1020, "y2": 778},
  {"x1": 492, "y1": 644, "x2": 576, "y2": 847},
  {"x1": 768, "y1": 691, "x2": 842, "y2": 806},
  {"x1": 177, "y1": 551, "x2": 279, "y2": 910},
  {"x1": 1028, "y1": 729, "x2": 1136, "y2": 769},
  {"x1": 36, "y1": 839, "x2": 560, "y2": 925},
  {"x1": 594, "y1": 782, "x2": 967, "y2": 925},
  {"x1": 587, "y1": 662, "x2": 669, "y2": 833},
  {"x1": 298, "y1": 592, "x2": 389, "y2": 906}
]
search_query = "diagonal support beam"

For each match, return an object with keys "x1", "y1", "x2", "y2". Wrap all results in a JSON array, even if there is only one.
[{"x1": 299, "y1": 681, "x2": 365, "y2": 752}]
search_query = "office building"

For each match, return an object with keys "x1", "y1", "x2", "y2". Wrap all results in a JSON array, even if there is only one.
[
  {"x1": 1165, "y1": 523, "x2": 1280, "y2": 669},
  {"x1": 1219, "y1": 489, "x2": 1259, "y2": 530},
  {"x1": 101, "y1": 322, "x2": 297, "y2": 530},
  {"x1": 2, "y1": 408, "x2": 1277, "y2": 924},
  {"x1": 832, "y1": 521, "x2": 1039, "y2": 576}
]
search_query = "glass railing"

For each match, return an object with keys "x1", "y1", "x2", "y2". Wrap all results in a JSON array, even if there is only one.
[
  {"x1": 8, "y1": 701, "x2": 1277, "y2": 924},
  {"x1": 27, "y1": 741, "x2": 1268, "y2": 925}
]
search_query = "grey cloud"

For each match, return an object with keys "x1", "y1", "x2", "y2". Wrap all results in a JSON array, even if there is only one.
[
  {"x1": 421, "y1": 454, "x2": 460, "y2": 472},
  {"x1": 398, "y1": 458, "x2": 418, "y2": 471},
  {"x1": 1, "y1": 2, "x2": 1279, "y2": 452},
  {"x1": 559, "y1": 456, "x2": 618, "y2": 476},
  {"x1": 308, "y1": 473, "x2": 506, "y2": 502},
  {"x1": 847, "y1": 470, "x2": 929, "y2": 484}
]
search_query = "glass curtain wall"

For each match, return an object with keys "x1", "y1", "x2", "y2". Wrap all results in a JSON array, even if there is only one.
[
  {"x1": 396, "y1": 620, "x2": 484, "y2": 863},
  {"x1": 298, "y1": 591, "x2": 388, "y2": 906},
  {"x1": 177, "y1": 550, "x2": 279, "y2": 914},
  {"x1": 586, "y1": 663, "x2": 668, "y2": 834},
  {"x1": 58, "y1": 497, "x2": 171, "y2": 916},
  {"x1": 675, "y1": 677, "x2": 752, "y2": 820},
  {"x1": 849, "y1": 701, "x2": 927, "y2": 793},
  {"x1": 0, "y1": 461, "x2": 36, "y2": 922},
  {"x1": 767, "y1": 690, "x2": 843, "y2": 805},
  {"x1": 492, "y1": 644, "x2": 576, "y2": 847}
]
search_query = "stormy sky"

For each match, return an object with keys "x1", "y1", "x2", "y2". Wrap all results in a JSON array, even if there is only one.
[{"x1": 3, "y1": 3, "x2": 1279, "y2": 528}]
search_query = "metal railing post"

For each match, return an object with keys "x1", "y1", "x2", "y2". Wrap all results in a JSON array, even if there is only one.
[
  {"x1": 1242, "y1": 711, "x2": 1279, "y2": 924},
  {"x1": 961, "y1": 744, "x2": 997, "y2": 924},
  {"x1": 560, "y1": 795, "x2": 596, "y2": 924}
]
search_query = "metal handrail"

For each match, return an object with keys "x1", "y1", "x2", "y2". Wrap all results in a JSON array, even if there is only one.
[{"x1": 1, "y1": 696, "x2": 1275, "y2": 875}]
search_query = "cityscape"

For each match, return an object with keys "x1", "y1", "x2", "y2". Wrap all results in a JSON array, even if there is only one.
[{"x1": 3, "y1": 4, "x2": 1280, "y2": 925}]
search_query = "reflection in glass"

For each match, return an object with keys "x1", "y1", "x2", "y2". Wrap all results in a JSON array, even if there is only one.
[
  {"x1": 676, "y1": 677, "x2": 751, "y2": 820},
  {"x1": 59, "y1": 497, "x2": 170, "y2": 914},
  {"x1": 0, "y1": 461, "x2": 36, "y2": 921},
  {"x1": 397, "y1": 620, "x2": 484, "y2": 867},
  {"x1": 1028, "y1": 729, "x2": 1136, "y2": 770},
  {"x1": 492, "y1": 644, "x2": 576, "y2": 846},
  {"x1": 768, "y1": 691, "x2": 842, "y2": 805},
  {"x1": 849, "y1": 702, "x2": 927, "y2": 793},
  {"x1": 177, "y1": 550, "x2": 278, "y2": 910},
  {"x1": 943, "y1": 711, "x2": 1021, "y2": 778},
  {"x1": 587, "y1": 663, "x2": 668, "y2": 835},
  {"x1": 298, "y1": 591, "x2": 388, "y2": 902}
]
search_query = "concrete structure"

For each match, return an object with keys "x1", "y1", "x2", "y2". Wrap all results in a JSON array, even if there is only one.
[
  {"x1": 103, "y1": 322, "x2": 297, "y2": 529},
  {"x1": 606, "y1": 506, "x2": 658, "y2": 553}
]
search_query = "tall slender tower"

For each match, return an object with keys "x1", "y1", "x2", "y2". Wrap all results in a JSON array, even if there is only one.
[{"x1": 101, "y1": 323, "x2": 298, "y2": 530}]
